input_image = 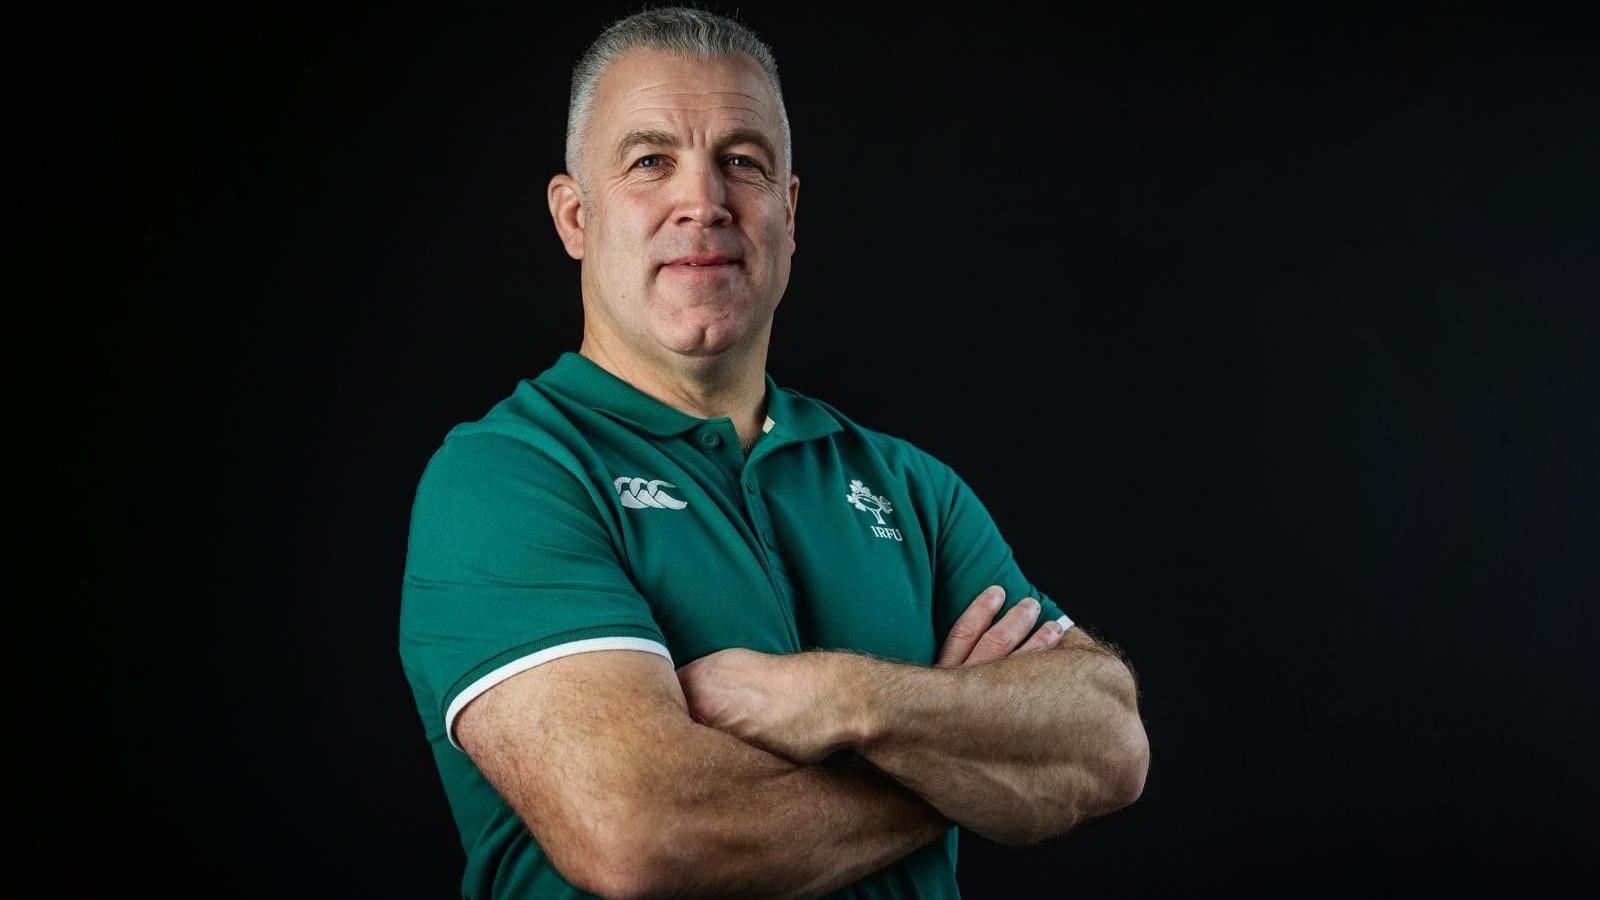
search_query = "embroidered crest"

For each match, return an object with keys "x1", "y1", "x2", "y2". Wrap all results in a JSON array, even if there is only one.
[
  {"x1": 844, "y1": 478, "x2": 893, "y2": 524},
  {"x1": 845, "y1": 478, "x2": 902, "y2": 541}
]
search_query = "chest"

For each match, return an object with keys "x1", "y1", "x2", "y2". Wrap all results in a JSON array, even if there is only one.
[{"x1": 595, "y1": 440, "x2": 936, "y2": 667}]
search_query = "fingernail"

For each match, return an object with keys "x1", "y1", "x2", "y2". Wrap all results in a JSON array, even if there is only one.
[
  {"x1": 986, "y1": 586, "x2": 1005, "y2": 605},
  {"x1": 1022, "y1": 598, "x2": 1039, "y2": 614},
  {"x1": 1047, "y1": 620, "x2": 1064, "y2": 636}
]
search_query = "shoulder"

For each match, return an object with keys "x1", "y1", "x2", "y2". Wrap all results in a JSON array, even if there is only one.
[
  {"x1": 409, "y1": 388, "x2": 603, "y2": 527},
  {"x1": 404, "y1": 401, "x2": 619, "y2": 580},
  {"x1": 449, "y1": 380, "x2": 584, "y2": 460},
  {"x1": 415, "y1": 380, "x2": 589, "y2": 484},
  {"x1": 782, "y1": 385, "x2": 950, "y2": 478}
]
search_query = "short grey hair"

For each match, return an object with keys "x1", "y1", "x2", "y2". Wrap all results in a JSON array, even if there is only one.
[{"x1": 564, "y1": 5, "x2": 793, "y2": 198}]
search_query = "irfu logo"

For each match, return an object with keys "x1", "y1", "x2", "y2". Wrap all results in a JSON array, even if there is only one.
[{"x1": 845, "y1": 478, "x2": 902, "y2": 542}]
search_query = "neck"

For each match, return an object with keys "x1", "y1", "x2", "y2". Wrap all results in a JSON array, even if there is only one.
[{"x1": 579, "y1": 334, "x2": 770, "y2": 451}]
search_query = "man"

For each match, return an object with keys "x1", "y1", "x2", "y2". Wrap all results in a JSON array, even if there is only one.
[{"x1": 399, "y1": 7, "x2": 1149, "y2": 898}]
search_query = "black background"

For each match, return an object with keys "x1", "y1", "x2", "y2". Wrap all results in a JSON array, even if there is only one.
[{"x1": 25, "y1": 4, "x2": 1597, "y2": 896}]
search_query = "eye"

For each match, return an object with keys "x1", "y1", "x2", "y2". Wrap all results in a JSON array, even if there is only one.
[{"x1": 631, "y1": 154, "x2": 760, "y2": 172}]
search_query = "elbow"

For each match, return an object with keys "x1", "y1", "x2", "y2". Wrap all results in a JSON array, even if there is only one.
[
  {"x1": 1111, "y1": 719, "x2": 1150, "y2": 808},
  {"x1": 586, "y1": 836, "x2": 649, "y2": 900},
  {"x1": 1021, "y1": 713, "x2": 1148, "y2": 845},
  {"x1": 1075, "y1": 717, "x2": 1149, "y2": 825},
  {"x1": 589, "y1": 806, "x2": 682, "y2": 900},
  {"x1": 542, "y1": 796, "x2": 656, "y2": 900},
  {"x1": 1102, "y1": 660, "x2": 1148, "y2": 809}
]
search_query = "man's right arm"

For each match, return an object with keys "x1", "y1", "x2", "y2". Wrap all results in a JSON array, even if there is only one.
[{"x1": 455, "y1": 645, "x2": 953, "y2": 900}]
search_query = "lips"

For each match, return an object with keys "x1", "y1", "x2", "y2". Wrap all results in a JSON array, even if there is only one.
[
  {"x1": 661, "y1": 260, "x2": 740, "y2": 278},
  {"x1": 664, "y1": 253, "x2": 741, "y2": 267}
]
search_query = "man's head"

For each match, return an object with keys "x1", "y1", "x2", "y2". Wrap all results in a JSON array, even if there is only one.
[{"x1": 548, "y1": 7, "x2": 800, "y2": 368}]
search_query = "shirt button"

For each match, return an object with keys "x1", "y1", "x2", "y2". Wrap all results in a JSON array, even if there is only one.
[
  {"x1": 699, "y1": 431, "x2": 721, "y2": 449},
  {"x1": 745, "y1": 481, "x2": 756, "y2": 495},
  {"x1": 763, "y1": 530, "x2": 777, "y2": 548}
]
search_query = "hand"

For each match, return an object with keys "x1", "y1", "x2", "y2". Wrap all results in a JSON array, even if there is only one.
[
  {"x1": 676, "y1": 647, "x2": 848, "y2": 765},
  {"x1": 936, "y1": 585, "x2": 1065, "y2": 667}
]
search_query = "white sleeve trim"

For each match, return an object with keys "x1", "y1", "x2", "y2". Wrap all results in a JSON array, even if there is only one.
[
  {"x1": 445, "y1": 636, "x2": 674, "y2": 753},
  {"x1": 1056, "y1": 613, "x2": 1075, "y2": 631}
]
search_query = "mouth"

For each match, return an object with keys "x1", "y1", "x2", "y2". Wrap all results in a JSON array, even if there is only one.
[
  {"x1": 661, "y1": 258, "x2": 743, "y2": 276},
  {"x1": 663, "y1": 254, "x2": 742, "y2": 269}
]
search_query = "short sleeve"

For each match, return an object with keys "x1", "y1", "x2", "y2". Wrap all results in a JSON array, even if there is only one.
[
  {"x1": 918, "y1": 450, "x2": 1074, "y2": 650},
  {"x1": 399, "y1": 431, "x2": 671, "y2": 753}
]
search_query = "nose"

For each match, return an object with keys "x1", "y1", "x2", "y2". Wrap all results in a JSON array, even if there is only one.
[{"x1": 673, "y1": 159, "x2": 733, "y2": 228}]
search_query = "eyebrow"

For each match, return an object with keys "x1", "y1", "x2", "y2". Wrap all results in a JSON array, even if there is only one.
[{"x1": 613, "y1": 126, "x2": 778, "y2": 168}]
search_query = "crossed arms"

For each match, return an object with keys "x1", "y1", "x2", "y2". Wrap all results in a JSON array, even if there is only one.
[{"x1": 454, "y1": 589, "x2": 1149, "y2": 899}]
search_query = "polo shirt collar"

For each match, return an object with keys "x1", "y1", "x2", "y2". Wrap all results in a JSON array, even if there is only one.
[{"x1": 537, "y1": 351, "x2": 842, "y2": 443}]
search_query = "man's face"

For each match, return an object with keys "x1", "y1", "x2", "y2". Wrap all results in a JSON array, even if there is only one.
[{"x1": 559, "y1": 48, "x2": 799, "y2": 362}]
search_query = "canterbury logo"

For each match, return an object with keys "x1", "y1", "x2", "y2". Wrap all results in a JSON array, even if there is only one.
[{"x1": 614, "y1": 476, "x2": 687, "y2": 509}]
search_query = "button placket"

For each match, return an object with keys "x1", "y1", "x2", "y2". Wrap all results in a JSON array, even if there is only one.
[{"x1": 725, "y1": 428, "x2": 798, "y2": 647}]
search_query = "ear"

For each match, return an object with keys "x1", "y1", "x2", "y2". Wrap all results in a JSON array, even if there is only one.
[
  {"x1": 785, "y1": 173, "x2": 800, "y2": 253},
  {"x1": 548, "y1": 172, "x2": 585, "y2": 260}
]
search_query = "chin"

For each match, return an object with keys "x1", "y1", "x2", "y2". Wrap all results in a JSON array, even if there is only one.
[{"x1": 650, "y1": 314, "x2": 761, "y2": 357}]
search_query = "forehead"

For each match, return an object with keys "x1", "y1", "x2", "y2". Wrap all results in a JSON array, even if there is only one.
[{"x1": 591, "y1": 48, "x2": 778, "y2": 135}]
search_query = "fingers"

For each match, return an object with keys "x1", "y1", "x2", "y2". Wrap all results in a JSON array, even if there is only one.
[
  {"x1": 963, "y1": 596, "x2": 1049, "y2": 667},
  {"x1": 1011, "y1": 610, "x2": 1069, "y2": 656},
  {"x1": 935, "y1": 586, "x2": 1006, "y2": 667}
]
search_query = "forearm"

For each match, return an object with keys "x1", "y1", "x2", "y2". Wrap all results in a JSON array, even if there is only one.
[
  {"x1": 630, "y1": 719, "x2": 954, "y2": 899},
  {"x1": 840, "y1": 644, "x2": 1145, "y2": 846}
]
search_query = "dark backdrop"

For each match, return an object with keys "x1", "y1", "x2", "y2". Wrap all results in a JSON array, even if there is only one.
[{"x1": 26, "y1": 4, "x2": 1597, "y2": 897}]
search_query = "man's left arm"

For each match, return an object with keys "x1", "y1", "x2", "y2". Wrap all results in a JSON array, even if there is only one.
[
  {"x1": 678, "y1": 628, "x2": 1149, "y2": 848},
  {"x1": 830, "y1": 625, "x2": 1148, "y2": 846}
]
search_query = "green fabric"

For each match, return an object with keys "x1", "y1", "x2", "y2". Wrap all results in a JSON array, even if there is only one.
[{"x1": 399, "y1": 351, "x2": 1072, "y2": 899}]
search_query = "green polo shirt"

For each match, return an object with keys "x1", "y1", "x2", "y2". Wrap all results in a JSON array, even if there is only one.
[{"x1": 399, "y1": 350, "x2": 1074, "y2": 900}]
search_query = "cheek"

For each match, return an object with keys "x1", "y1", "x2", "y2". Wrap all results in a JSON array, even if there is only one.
[
  {"x1": 595, "y1": 201, "x2": 655, "y2": 255},
  {"x1": 766, "y1": 216, "x2": 795, "y2": 258}
]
